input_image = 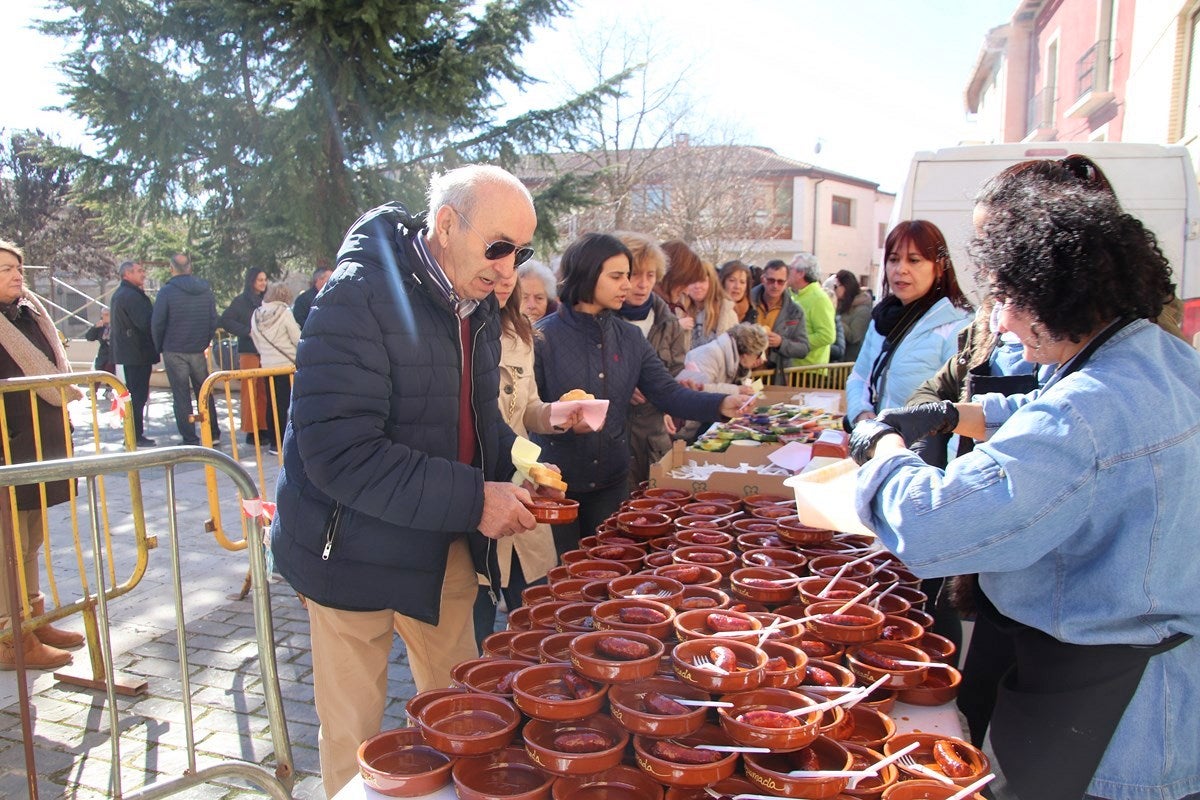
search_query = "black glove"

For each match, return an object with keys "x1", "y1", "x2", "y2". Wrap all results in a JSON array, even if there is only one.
[
  {"x1": 876, "y1": 401, "x2": 960, "y2": 446},
  {"x1": 849, "y1": 419, "x2": 901, "y2": 465}
]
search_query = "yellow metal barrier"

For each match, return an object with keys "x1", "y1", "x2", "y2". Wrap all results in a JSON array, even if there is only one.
[
  {"x1": 197, "y1": 365, "x2": 295, "y2": 552},
  {"x1": 0, "y1": 447, "x2": 294, "y2": 799},
  {"x1": 1, "y1": 370, "x2": 152, "y2": 692},
  {"x1": 749, "y1": 362, "x2": 854, "y2": 390}
]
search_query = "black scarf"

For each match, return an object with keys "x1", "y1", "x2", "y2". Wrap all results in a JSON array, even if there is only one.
[
  {"x1": 618, "y1": 297, "x2": 654, "y2": 321},
  {"x1": 866, "y1": 290, "x2": 943, "y2": 410}
]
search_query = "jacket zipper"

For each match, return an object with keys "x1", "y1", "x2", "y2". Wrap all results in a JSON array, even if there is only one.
[
  {"x1": 464, "y1": 315, "x2": 498, "y2": 606},
  {"x1": 321, "y1": 501, "x2": 343, "y2": 560}
]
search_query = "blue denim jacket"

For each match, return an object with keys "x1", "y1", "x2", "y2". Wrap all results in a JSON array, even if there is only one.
[{"x1": 857, "y1": 319, "x2": 1200, "y2": 800}]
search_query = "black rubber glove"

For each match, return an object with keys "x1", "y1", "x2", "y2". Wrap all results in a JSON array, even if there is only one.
[
  {"x1": 876, "y1": 401, "x2": 960, "y2": 446},
  {"x1": 849, "y1": 419, "x2": 900, "y2": 465}
]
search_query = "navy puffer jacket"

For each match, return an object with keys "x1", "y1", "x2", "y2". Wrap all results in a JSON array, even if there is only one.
[
  {"x1": 532, "y1": 305, "x2": 726, "y2": 492},
  {"x1": 271, "y1": 202, "x2": 515, "y2": 623}
]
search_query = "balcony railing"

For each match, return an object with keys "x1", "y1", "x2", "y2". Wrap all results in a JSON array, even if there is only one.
[
  {"x1": 1076, "y1": 39, "x2": 1112, "y2": 100},
  {"x1": 1026, "y1": 87, "x2": 1055, "y2": 136}
]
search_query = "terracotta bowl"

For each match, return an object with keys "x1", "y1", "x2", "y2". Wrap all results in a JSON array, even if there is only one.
[
  {"x1": 560, "y1": 549, "x2": 598, "y2": 565},
  {"x1": 551, "y1": 763, "x2": 664, "y2": 800},
  {"x1": 890, "y1": 584, "x2": 928, "y2": 610},
  {"x1": 663, "y1": 776, "x2": 756, "y2": 800},
  {"x1": 481, "y1": 630, "x2": 519, "y2": 659},
  {"x1": 693, "y1": 490, "x2": 743, "y2": 510},
  {"x1": 839, "y1": 742, "x2": 900, "y2": 800},
  {"x1": 795, "y1": 576, "x2": 870, "y2": 608},
  {"x1": 673, "y1": 524, "x2": 735, "y2": 545},
  {"x1": 672, "y1": 545, "x2": 739, "y2": 577},
  {"x1": 742, "y1": 492, "x2": 791, "y2": 508},
  {"x1": 870, "y1": 592, "x2": 912, "y2": 618},
  {"x1": 679, "y1": 500, "x2": 736, "y2": 518},
  {"x1": 606, "y1": 676, "x2": 709, "y2": 738},
  {"x1": 616, "y1": 511, "x2": 675, "y2": 539},
  {"x1": 839, "y1": 704, "x2": 897, "y2": 751},
  {"x1": 742, "y1": 735, "x2": 853, "y2": 799},
  {"x1": 607, "y1": 574, "x2": 686, "y2": 608},
  {"x1": 883, "y1": 733, "x2": 990, "y2": 786},
  {"x1": 569, "y1": 630, "x2": 665, "y2": 683},
  {"x1": 528, "y1": 601, "x2": 569, "y2": 632},
  {"x1": 586, "y1": 543, "x2": 646, "y2": 572},
  {"x1": 905, "y1": 608, "x2": 936, "y2": 629},
  {"x1": 881, "y1": 780, "x2": 988, "y2": 800},
  {"x1": 730, "y1": 566, "x2": 800, "y2": 606},
  {"x1": 522, "y1": 713, "x2": 630, "y2": 776},
  {"x1": 796, "y1": 636, "x2": 846, "y2": 664},
  {"x1": 835, "y1": 533, "x2": 877, "y2": 549},
  {"x1": 632, "y1": 724, "x2": 739, "y2": 787},
  {"x1": 807, "y1": 554, "x2": 878, "y2": 582},
  {"x1": 547, "y1": 577, "x2": 590, "y2": 603},
  {"x1": 509, "y1": 629, "x2": 553, "y2": 662},
  {"x1": 652, "y1": 563, "x2": 722, "y2": 589},
  {"x1": 545, "y1": 566, "x2": 571, "y2": 585},
  {"x1": 566, "y1": 558, "x2": 632, "y2": 582},
  {"x1": 417, "y1": 692, "x2": 521, "y2": 757},
  {"x1": 740, "y1": 547, "x2": 807, "y2": 574},
  {"x1": 458, "y1": 658, "x2": 534, "y2": 698},
  {"x1": 537, "y1": 632, "x2": 578, "y2": 665},
  {"x1": 553, "y1": 601, "x2": 599, "y2": 633},
  {"x1": 870, "y1": 567, "x2": 901, "y2": 591},
  {"x1": 776, "y1": 515, "x2": 836, "y2": 545},
  {"x1": 672, "y1": 607, "x2": 762, "y2": 643},
  {"x1": 749, "y1": 503, "x2": 796, "y2": 522},
  {"x1": 521, "y1": 584, "x2": 556, "y2": 606},
  {"x1": 759, "y1": 640, "x2": 809, "y2": 689},
  {"x1": 592, "y1": 598, "x2": 676, "y2": 639},
  {"x1": 716, "y1": 687, "x2": 822, "y2": 751},
  {"x1": 878, "y1": 614, "x2": 924, "y2": 645},
  {"x1": 524, "y1": 496, "x2": 579, "y2": 524},
  {"x1": 507, "y1": 605, "x2": 535, "y2": 631},
  {"x1": 357, "y1": 726, "x2": 454, "y2": 798},
  {"x1": 509, "y1": 662, "x2": 607, "y2": 721},
  {"x1": 643, "y1": 550, "x2": 675, "y2": 569},
  {"x1": 648, "y1": 535, "x2": 678, "y2": 553},
  {"x1": 579, "y1": 535, "x2": 600, "y2": 550},
  {"x1": 804, "y1": 601, "x2": 886, "y2": 644},
  {"x1": 671, "y1": 636, "x2": 768, "y2": 693},
  {"x1": 845, "y1": 642, "x2": 931, "y2": 689},
  {"x1": 734, "y1": 529, "x2": 786, "y2": 552},
  {"x1": 896, "y1": 663, "x2": 962, "y2": 706},
  {"x1": 855, "y1": 684, "x2": 900, "y2": 715},
  {"x1": 623, "y1": 497, "x2": 684, "y2": 519},
  {"x1": 451, "y1": 745, "x2": 554, "y2": 800},
  {"x1": 580, "y1": 580, "x2": 611, "y2": 603},
  {"x1": 677, "y1": 584, "x2": 732, "y2": 611},
  {"x1": 641, "y1": 488, "x2": 694, "y2": 505},
  {"x1": 595, "y1": 529, "x2": 646, "y2": 548},
  {"x1": 802, "y1": 658, "x2": 857, "y2": 691},
  {"x1": 914, "y1": 631, "x2": 958, "y2": 665}
]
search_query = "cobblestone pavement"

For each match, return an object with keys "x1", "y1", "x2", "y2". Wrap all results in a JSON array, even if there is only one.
[{"x1": 0, "y1": 388, "x2": 464, "y2": 799}]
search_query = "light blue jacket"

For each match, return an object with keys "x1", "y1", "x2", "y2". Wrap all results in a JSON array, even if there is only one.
[
  {"x1": 856, "y1": 319, "x2": 1200, "y2": 800},
  {"x1": 845, "y1": 297, "x2": 971, "y2": 422}
]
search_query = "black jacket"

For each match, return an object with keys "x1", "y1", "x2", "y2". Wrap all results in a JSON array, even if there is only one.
[
  {"x1": 292, "y1": 286, "x2": 317, "y2": 327},
  {"x1": 110, "y1": 279, "x2": 158, "y2": 365},
  {"x1": 151, "y1": 273, "x2": 217, "y2": 354},
  {"x1": 218, "y1": 290, "x2": 263, "y2": 355}
]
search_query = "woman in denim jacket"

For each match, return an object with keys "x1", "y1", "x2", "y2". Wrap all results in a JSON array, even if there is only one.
[{"x1": 851, "y1": 178, "x2": 1200, "y2": 800}]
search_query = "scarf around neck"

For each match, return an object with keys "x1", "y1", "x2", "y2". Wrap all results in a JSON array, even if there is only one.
[
  {"x1": 0, "y1": 289, "x2": 82, "y2": 406},
  {"x1": 618, "y1": 296, "x2": 654, "y2": 321}
]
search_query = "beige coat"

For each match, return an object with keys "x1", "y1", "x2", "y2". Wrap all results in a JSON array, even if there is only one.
[{"x1": 486, "y1": 328, "x2": 559, "y2": 587}]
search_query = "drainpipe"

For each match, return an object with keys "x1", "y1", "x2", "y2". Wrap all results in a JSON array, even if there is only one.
[{"x1": 810, "y1": 178, "x2": 826, "y2": 258}]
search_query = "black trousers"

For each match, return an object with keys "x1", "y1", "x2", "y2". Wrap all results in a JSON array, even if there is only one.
[{"x1": 121, "y1": 363, "x2": 152, "y2": 438}]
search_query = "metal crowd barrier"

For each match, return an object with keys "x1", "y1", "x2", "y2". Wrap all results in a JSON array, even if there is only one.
[
  {"x1": 750, "y1": 361, "x2": 854, "y2": 390},
  {"x1": 1, "y1": 370, "x2": 151, "y2": 692},
  {"x1": 0, "y1": 447, "x2": 294, "y2": 800}
]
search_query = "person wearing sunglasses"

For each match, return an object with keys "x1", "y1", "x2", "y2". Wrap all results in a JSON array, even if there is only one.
[
  {"x1": 270, "y1": 164, "x2": 562, "y2": 797},
  {"x1": 748, "y1": 259, "x2": 810, "y2": 383}
]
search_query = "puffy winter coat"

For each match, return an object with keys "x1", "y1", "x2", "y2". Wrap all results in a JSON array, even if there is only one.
[
  {"x1": 271, "y1": 202, "x2": 516, "y2": 623},
  {"x1": 749, "y1": 284, "x2": 809, "y2": 373},
  {"x1": 250, "y1": 301, "x2": 300, "y2": 368},
  {"x1": 151, "y1": 273, "x2": 217, "y2": 354},
  {"x1": 532, "y1": 305, "x2": 726, "y2": 492},
  {"x1": 677, "y1": 333, "x2": 744, "y2": 394},
  {"x1": 626, "y1": 294, "x2": 688, "y2": 487}
]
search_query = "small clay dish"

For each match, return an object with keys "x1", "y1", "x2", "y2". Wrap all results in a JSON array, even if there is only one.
[
  {"x1": 528, "y1": 601, "x2": 570, "y2": 631},
  {"x1": 731, "y1": 517, "x2": 781, "y2": 536},
  {"x1": 357, "y1": 726, "x2": 454, "y2": 797},
  {"x1": 554, "y1": 601, "x2": 599, "y2": 633},
  {"x1": 644, "y1": 550, "x2": 675, "y2": 569},
  {"x1": 648, "y1": 535, "x2": 678, "y2": 553},
  {"x1": 804, "y1": 601, "x2": 885, "y2": 644},
  {"x1": 545, "y1": 566, "x2": 571, "y2": 585},
  {"x1": 730, "y1": 566, "x2": 800, "y2": 606},
  {"x1": 417, "y1": 692, "x2": 521, "y2": 757},
  {"x1": 748, "y1": 503, "x2": 795, "y2": 521},
  {"x1": 890, "y1": 584, "x2": 928, "y2": 610},
  {"x1": 742, "y1": 493, "x2": 791, "y2": 508},
  {"x1": 552, "y1": 763, "x2": 664, "y2": 800},
  {"x1": 759, "y1": 640, "x2": 809, "y2": 689},
  {"x1": 537, "y1": 631, "x2": 578, "y2": 664},
  {"x1": 883, "y1": 733, "x2": 989, "y2": 786},
  {"x1": 451, "y1": 745, "x2": 554, "y2": 800},
  {"x1": 566, "y1": 558, "x2": 632, "y2": 582},
  {"x1": 856, "y1": 683, "x2": 899, "y2": 715},
  {"x1": 834, "y1": 533, "x2": 877, "y2": 549},
  {"x1": 523, "y1": 714, "x2": 629, "y2": 776},
  {"x1": 679, "y1": 500, "x2": 736, "y2": 518},
  {"x1": 404, "y1": 686, "x2": 467, "y2": 728},
  {"x1": 663, "y1": 776, "x2": 756, "y2": 800},
  {"x1": 652, "y1": 563, "x2": 722, "y2": 589},
  {"x1": 481, "y1": 630, "x2": 519, "y2": 659},
  {"x1": 905, "y1": 608, "x2": 936, "y2": 629},
  {"x1": 870, "y1": 592, "x2": 912, "y2": 618},
  {"x1": 672, "y1": 607, "x2": 762, "y2": 643},
  {"x1": 606, "y1": 676, "x2": 709, "y2": 738},
  {"x1": 677, "y1": 584, "x2": 731, "y2": 611},
  {"x1": 796, "y1": 539, "x2": 860, "y2": 558},
  {"x1": 570, "y1": 630, "x2": 665, "y2": 683},
  {"x1": 641, "y1": 487, "x2": 693, "y2": 505},
  {"x1": 808, "y1": 554, "x2": 877, "y2": 582},
  {"x1": 616, "y1": 511, "x2": 675, "y2": 539},
  {"x1": 693, "y1": 490, "x2": 743, "y2": 510},
  {"x1": 717, "y1": 687, "x2": 822, "y2": 751},
  {"x1": 632, "y1": 724, "x2": 739, "y2": 787},
  {"x1": 595, "y1": 529, "x2": 645, "y2": 548},
  {"x1": 740, "y1": 547, "x2": 807, "y2": 574},
  {"x1": 839, "y1": 704, "x2": 897, "y2": 751},
  {"x1": 671, "y1": 637, "x2": 768, "y2": 693},
  {"x1": 547, "y1": 578, "x2": 590, "y2": 603},
  {"x1": 673, "y1": 523, "x2": 735, "y2": 544},
  {"x1": 607, "y1": 574, "x2": 686, "y2": 608},
  {"x1": 839, "y1": 742, "x2": 900, "y2": 800},
  {"x1": 870, "y1": 567, "x2": 901, "y2": 591},
  {"x1": 881, "y1": 780, "x2": 988, "y2": 800},
  {"x1": 580, "y1": 579, "x2": 611, "y2": 603},
  {"x1": 887, "y1": 565, "x2": 923, "y2": 589},
  {"x1": 592, "y1": 598, "x2": 676, "y2": 640},
  {"x1": 776, "y1": 516, "x2": 835, "y2": 545},
  {"x1": 845, "y1": 642, "x2": 931, "y2": 689},
  {"x1": 748, "y1": 612, "x2": 805, "y2": 646},
  {"x1": 510, "y1": 663, "x2": 607, "y2": 721},
  {"x1": 623, "y1": 497, "x2": 684, "y2": 519},
  {"x1": 509, "y1": 629, "x2": 552, "y2": 662},
  {"x1": 897, "y1": 663, "x2": 962, "y2": 706},
  {"x1": 796, "y1": 635, "x2": 846, "y2": 662},
  {"x1": 878, "y1": 614, "x2": 924, "y2": 645},
  {"x1": 451, "y1": 657, "x2": 494, "y2": 688},
  {"x1": 507, "y1": 605, "x2": 534, "y2": 631},
  {"x1": 579, "y1": 535, "x2": 600, "y2": 550},
  {"x1": 524, "y1": 496, "x2": 579, "y2": 524},
  {"x1": 556, "y1": 550, "x2": 590, "y2": 566},
  {"x1": 521, "y1": 584, "x2": 555, "y2": 606},
  {"x1": 459, "y1": 658, "x2": 535, "y2": 697},
  {"x1": 802, "y1": 658, "x2": 857, "y2": 690},
  {"x1": 734, "y1": 529, "x2": 786, "y2": 552},
  {"x1": 586, "y1": 543, "x2": 646, "y2": 571},
  {"x1": 672, "y1": 545, "x2": 739, "y2": 577},
  {"x1": 742, "y1": 735, "x2": 853, "y2": 799},
  {"x1": 914, "y1": 631, "x2": 957, "y2": 665}
]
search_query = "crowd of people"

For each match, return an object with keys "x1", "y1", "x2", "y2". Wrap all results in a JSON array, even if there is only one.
[{"x1": 3, "y1": 154, "x2": 1198, "y2": 800}]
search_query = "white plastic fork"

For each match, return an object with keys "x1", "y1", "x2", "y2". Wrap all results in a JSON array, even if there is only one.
[
  {"x1": 788, "y1": 675, "x2": 889, "y2": 717},
  {"x1": 896, "y1": 752, "x2": 955, "y2": 784},
  {"x1": 692, "y1": 653, "x2": 728, "y2": 674},
  {"x1": 788, "y1": 742, "x2": 919, "y2": 788},
  {"x1": 946, "y1": 772, "x2": 996, "y2": 799}
]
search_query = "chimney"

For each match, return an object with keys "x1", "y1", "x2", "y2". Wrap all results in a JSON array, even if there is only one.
[{"x1": 674, "y1": 133, "x2": 689, "y2": 147}]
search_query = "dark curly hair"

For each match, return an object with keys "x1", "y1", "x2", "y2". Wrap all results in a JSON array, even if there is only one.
[{"x1": 969, "y1": 181, "x2": 1174, "y2": 342}]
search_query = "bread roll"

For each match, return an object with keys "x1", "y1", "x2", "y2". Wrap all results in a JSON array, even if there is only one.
[{"x1": 559, "y1": 389, "x2": 595, "y2": 401}]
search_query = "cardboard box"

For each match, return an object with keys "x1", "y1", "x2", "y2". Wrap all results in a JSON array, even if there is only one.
[
  {"x1": 647, "y1": 439, "x2": 841, "y2": 498},
  {"x1": 755, "y1": 386, "x2": 845, "y2": 415}
]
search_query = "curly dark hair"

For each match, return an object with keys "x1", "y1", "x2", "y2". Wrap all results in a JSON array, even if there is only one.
[{"x1": 969, "y1": 181, "x2": 1174, "y2": 342}]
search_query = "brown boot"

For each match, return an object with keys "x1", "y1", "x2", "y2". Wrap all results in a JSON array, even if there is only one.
[
  {"x1": 0, "y1": 630, "x2": 73, "y2": 671},
  {"x1": 30, "y1": 596, "x2": 84, "y2": 649}
]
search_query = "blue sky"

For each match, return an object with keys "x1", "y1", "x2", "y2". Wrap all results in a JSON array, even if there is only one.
[{"x1": 1, "y1": 0, "x2": 1017, "y2": 193}]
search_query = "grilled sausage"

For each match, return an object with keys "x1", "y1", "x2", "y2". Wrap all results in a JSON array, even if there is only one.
[
  {"x1": 495, "y1": 669, "x2": 519, "y2": 693},
  {"x1": 553, "y1": 731, "x2": 610, "y2": 753},
  {"x1": 643, "y1": 691, "x2": 689, "y2": 715},
  {"x1": 855, "y1": 647, "x2": 906, "y2": 670},
  {"x1": 650, "y1": 740, "x2": 722, "y2": 764},
  {"x1": 618, "y1": 607, "x2": 668, "y2": 625},
  {"x1": 595, "y1": 635, "x2": 653, "y2": 661},
  {"x1": 763, "y1": 656, "x2": 790, "y2": 672},
  {"x1": 796, "y1": 747, "x2": 821, "y2": 770},
  {"x1": 679, "y1": 597, "x2": 718, "y2": 609},
  {"x1": 737, "y1": 710, "x2": 801, "y2": 729},
  {"x1": 706, "y1": 612, "x2": 754, "y2": 632},
  {"x1": 805, "y1": 665, "x2": 838, "y2": 686},
  {"x1": 665, "y1": 566, "x2": 702, "y2": 584},
  {"x1": 709, "y1": 645, "x2": 739, "y2": 672},
  {"x1": 687, "y1": 552, "x2": 727, "y2": 564},
  {"x1": 561, "y1": 671, "x2": 596, "y2": 699},
  {"x1": 933, "y1": 739, "x2": 974, "y2": 778},
  {"x1": 631, "y1": 581, "x2": 662, "y2": 595},
  {"x1": 817, "y1": 614, "x2": 876, "y2": 626}
]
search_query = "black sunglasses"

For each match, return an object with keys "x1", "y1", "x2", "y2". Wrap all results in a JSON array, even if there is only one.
[{"x1": 453, "y1": 208, "x2": 535, "y2": 266}]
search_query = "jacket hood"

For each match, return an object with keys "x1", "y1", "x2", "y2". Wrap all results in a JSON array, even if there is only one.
[
  {"x1": 166, "y1": 274, "x2": 211, "y2": 295},
  {"x1": 254, "y1": 300, "x2": 292, "y2": 326}
]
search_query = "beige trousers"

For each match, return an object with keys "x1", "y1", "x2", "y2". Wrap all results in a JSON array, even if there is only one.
[
  {"x1": 307, "y1": 537, "x2": 479, "y2": 796},
  {"x1": 1, "y1": 508, "x2": 45, "y2": 628}
]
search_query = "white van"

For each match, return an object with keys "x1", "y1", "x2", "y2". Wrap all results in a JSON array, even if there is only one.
[{"x1": 890, "y1": 142, "x2": 1200, "y2": 341}]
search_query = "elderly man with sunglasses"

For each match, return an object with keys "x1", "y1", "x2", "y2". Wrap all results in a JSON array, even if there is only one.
[
  {"x1": 749, "y1": 259, "x2": 810, "y2": 383},
  {"x1": 271, "y1": 164, "x2": 551, "y2": 796}
]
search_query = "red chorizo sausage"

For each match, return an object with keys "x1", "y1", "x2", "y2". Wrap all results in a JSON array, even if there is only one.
[
  {"x1": 687, "y1": 552, "x2": 727, "y2": 564},
  {"x1": 643, "y1": 692, "x2": 689, "y2": 715},
  {"x1": 665, "y1": 566, "x2": 702, "y2": 583},
  {"x1": 618, "y1": 607, "x2": 668, "y2": 625},
  {"x1": 737, "y1": 709, "x2": 801, "y2": 729},
  {"x1": 709, "y1": 645, "x2": 739, "y2": 672},
  {"x1": 818, "y1": 614, "x2": 876, "y2": 626},
  {"x1": 595, "y1": 635, "x2": 653, "y2": 661},
  {"x1": 796, "y1": 747, "x2": 821, "y2": 770},
  {"x1": 679, "y1": 597, "x2": 717, "y2": 609},
  {"x1": 650, "y1": 740, "x2": 722, "y2": 764},
  {"x1": 805, "y1": 665, "x2": 838, "y2": 686},
  {"x1": 706, "y1": 612, "x2": 754, "y2": 632},
  {"x1": 933, "y1": 739, "x2": 974, "y2": 778},
  {"x1": 553, "y1": 731, "x2": 610, "y2": 753},
  {"x1": 561, "y1": 671, "x2": 596, "y2": 699},
  {"x1": 855, "y1": 647, "x2": 906, "y2": 670}
]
